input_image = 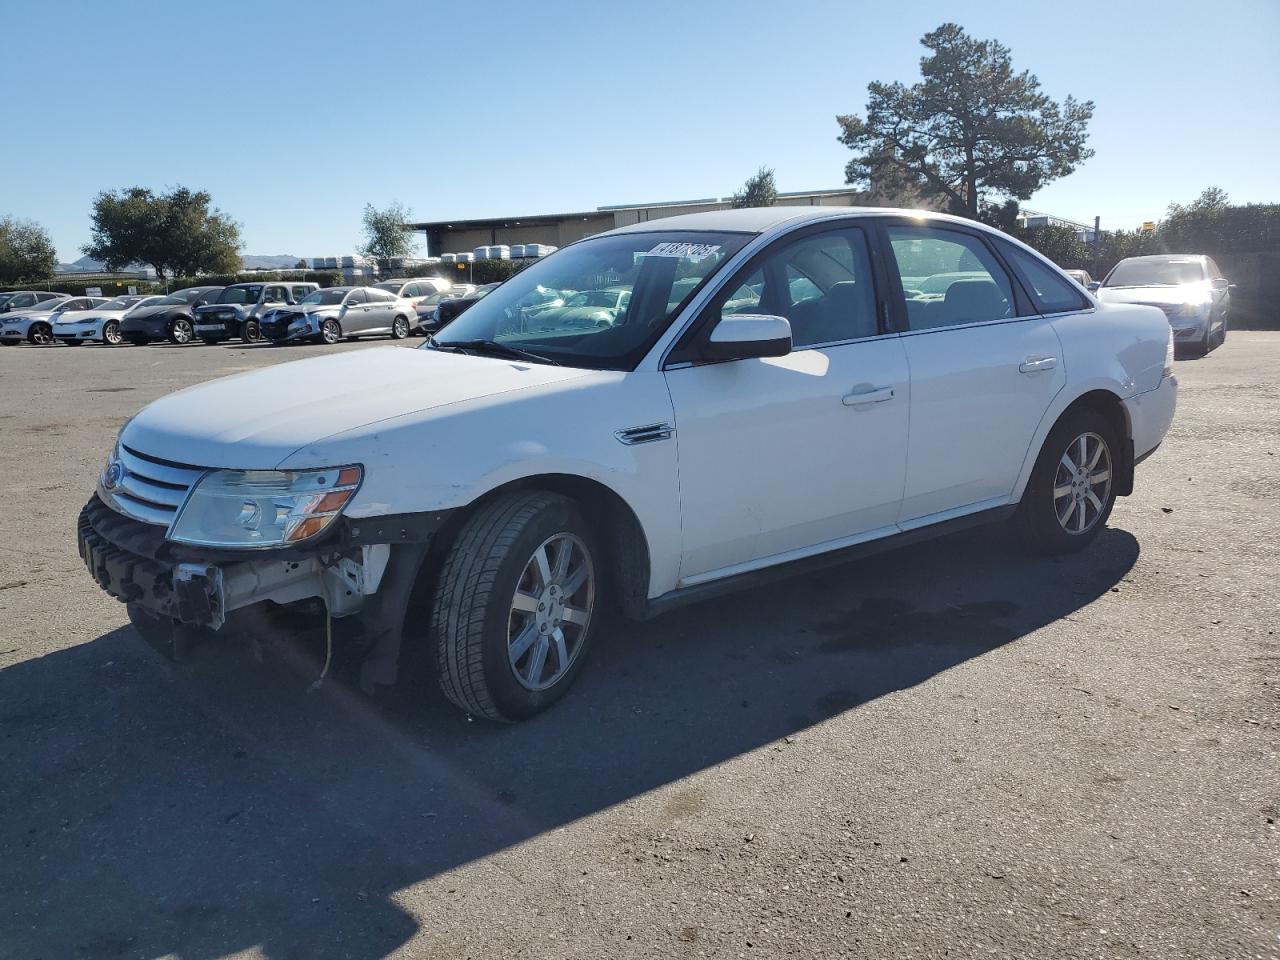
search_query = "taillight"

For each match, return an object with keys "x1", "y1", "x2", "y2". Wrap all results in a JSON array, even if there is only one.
[{"x1": 1162, "y1": 328, "x2": 1174, "y2": 379}]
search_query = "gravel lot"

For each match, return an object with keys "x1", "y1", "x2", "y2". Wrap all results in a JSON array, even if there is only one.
[{"x1": 1, "y1": 334, "x2": 1277, "y2": 960}]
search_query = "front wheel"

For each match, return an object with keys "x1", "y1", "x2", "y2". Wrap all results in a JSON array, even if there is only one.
[
  {"x1": 241, "y1": 320, "x2": 261, "y2": 344},
  {"x1": 169, "y1": 318, "x2": 193, "y2": 344},
  {"x1": 103, "y1": 320, "x2": 123, "y2": 345},
  {"x1": 1015, "y1": 409, "x2": 1118, "y2": 555},
  {"x1": 320, "y1": 319, "x2": 341, "y2": 344},
  {"x1": 431, "y1": 492, "x2": 600, "y2": 722},
  {"x1": 391, "y1": 315, "x2": 410, "y2": 339},
  {"x1": 27, "y1": 322, "x2": 53, "y2": 345}
]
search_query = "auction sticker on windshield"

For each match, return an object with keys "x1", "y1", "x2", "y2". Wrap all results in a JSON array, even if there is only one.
[{"x1": 645, "y1": 242, "x2": 721, "y2": 262}]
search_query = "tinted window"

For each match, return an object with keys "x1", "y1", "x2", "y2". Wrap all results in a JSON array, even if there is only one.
[
  {"x1": 707, "y1": 227, "x2": 879, "y2": 348},
  {"x1": 265, "y1": 286, "x2": 288, "y2": 302},
  {"x1": 367, "y1": 288, "x2": 395, "y2": 302},
  {"x1": 1002, "y1": 245, "x2": 1089, "y2": 313},
  {"x1": 887, "y1": 227, "x2": 1016, "y2": 330}
]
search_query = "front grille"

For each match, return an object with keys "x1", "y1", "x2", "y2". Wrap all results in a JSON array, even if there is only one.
[{"x1": 105, "y1": 445, "x2": 207, "y2": 528}]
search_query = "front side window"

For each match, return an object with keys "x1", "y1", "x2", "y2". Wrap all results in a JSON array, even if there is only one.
[
  {"x1": 887, "y1": 227, "x2": 1016, "y2": 330},
  {"x1": 702, "y1": 227, "x2": 879, "y2": 348},
  {"x1": 301, "y1": 288, "x2": 348, "y2": 305},
  {"x1": 345, "y1": 288, "x2": 368, "y2": 305},
  {"x1": 1001, "y1": 244, "x2": 1089, "y2": 313},
  {"x1": 430, "y1": 230, "x2": 750, "y2": 370}
]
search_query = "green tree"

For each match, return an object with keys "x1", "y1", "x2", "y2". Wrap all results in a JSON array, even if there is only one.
[
  {"x1": 359, "y1": 201, "x2": 418, "y2": 265},
  {"x1": 837, "y1": 23, "x2": 1094, "y2": 219},
  {"x1": 730, "y1": 167, "x2": 778, "y2": 209},
  {"x1": 1017, "y1": 224, "x2": 1090, "y2": 268},
  {"x1": 83, "y1": 186, "x2": 241, "y2": 280},
  {"x1": 0, "y1": 216, "x2": 58, "y2": 283}
]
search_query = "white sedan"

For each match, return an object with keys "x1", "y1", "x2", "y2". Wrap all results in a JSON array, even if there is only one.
[
  {"x1": 0, "y1": 296, "x2": 101, "y2": 345},
  {"x1": 52, "y1": 295, "x2": 164, "y2": 345},
  {"x1": 79, "y1": 207, "x2": 1176, "y2": 722}
]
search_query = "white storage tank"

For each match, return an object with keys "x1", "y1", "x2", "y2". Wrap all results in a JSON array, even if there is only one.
[
  {"x1": 489, "y1": 245, "x2": 511, "y2": 260},
  {"x1": 473, "y1": 245, "x2": 491, "y2": 260},
  {"x1": 440, "y1": 253, "x2": 457, "y2": 264},
  {"x1": 456, "y1": 252, "x2": 475, "y2": 263},
  {"x1": 509, "y1": 244, "x2": 527, "y2": 258}
]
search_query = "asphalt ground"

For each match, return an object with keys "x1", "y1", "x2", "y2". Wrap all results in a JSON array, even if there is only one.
[{"x1": 1, "y1": 332, "x2": 1276, "y2": 959}]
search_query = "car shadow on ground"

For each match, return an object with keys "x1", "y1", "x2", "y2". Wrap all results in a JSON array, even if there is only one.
[{"x1": 0, "y1": 522, "x2": 1138, "y2": 959}]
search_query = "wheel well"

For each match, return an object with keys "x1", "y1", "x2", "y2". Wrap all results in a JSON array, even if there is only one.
[
  {"x1": 424, "y1": 474, "x2": 651, "y2": 618},
  {"x1": 1053, "y1": 389, "x2": 1134, "y2": 496}
]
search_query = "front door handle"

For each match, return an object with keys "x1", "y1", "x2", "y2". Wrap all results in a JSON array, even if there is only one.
[
  {"x1": 842, "y1": 386, "x2": 895, "y2": 407},
  {"x1": 1019, "y1": 356, "x2": 1058, "y2": 374}
]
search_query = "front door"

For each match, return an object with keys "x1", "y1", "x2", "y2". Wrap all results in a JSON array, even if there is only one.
[
  {"x1": 882, "y1": 222, "x2": 1065, "y2": 525},
  {"x1": 664, "y1": 224, "x2": 910, "y2": 584}
]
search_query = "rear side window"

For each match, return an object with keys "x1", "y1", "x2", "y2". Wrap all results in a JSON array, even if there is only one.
[
  {"x1": 1001, "y1": 245, "x2": 1090, "y2": 313},
  {"x1": 886, "y1": 226, "x2": 1017, "y2": 330}
]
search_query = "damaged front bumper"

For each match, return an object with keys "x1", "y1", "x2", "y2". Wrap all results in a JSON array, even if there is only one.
[{"x1": 77, "y1": 495, "x2": 447, "y2": 688}]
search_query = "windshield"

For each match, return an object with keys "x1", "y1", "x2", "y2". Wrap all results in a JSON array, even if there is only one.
[
  {"x1": 97, "y1": 298, "x2": 133, "y2": 310},
  {"x1": 1104, "y1": 258, "x2": 1205, "y2": 287},
  {"x1": 300, "y1": 288, "x2": 349, "y2": 305},
  {"x1": 429, "y1": 231, "x2": 748, "y2": 370},
  {"x1": 216, "y1": 285, "x2": 263, "y2": 304}
]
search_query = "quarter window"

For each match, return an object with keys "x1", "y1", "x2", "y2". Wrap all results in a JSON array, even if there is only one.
[
  {"x1": 887, "y1": 226, "x2": 1016, "y2": 330},
  {"x1": 1002, "y1": 245, "x2": 1089, "y2": 314}
]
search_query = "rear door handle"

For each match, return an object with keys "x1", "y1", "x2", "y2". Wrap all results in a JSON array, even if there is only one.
[
  {"x1": 842, "y1": 386, "x2": 895, "y2": 406},
  {"x1": 1019, "y1": 357, "x2": 1057, "y2": 374}
]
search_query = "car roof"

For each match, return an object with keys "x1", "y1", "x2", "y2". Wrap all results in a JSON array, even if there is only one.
[{"x1": 602, "y1": 205, "x2": 980, "y2": 237}]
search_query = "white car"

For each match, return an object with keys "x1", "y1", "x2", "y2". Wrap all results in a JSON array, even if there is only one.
[
  {"x1": 0, "y1": 296, "x2": 94, "y2": 345},
  {"x1": 79, "y1": 207, "x2": 1177, "y2": 722},
  {"x1": 1095, "y1": 254, "x2": 1232, "y2": 356},
  {"x1": 52, "y1": 295, "x2": 163, "y2": 345}
]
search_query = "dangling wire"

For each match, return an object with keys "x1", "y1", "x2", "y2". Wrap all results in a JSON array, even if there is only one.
[{"x1": 308, "y1": 608, "x2": 333, "y2": 693}]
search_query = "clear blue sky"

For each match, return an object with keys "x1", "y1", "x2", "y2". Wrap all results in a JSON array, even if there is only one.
[{"x1": 5, "y1": 0, "x2": 1277, "y2": 261}]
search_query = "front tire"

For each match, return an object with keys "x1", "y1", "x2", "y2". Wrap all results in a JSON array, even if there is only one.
[
  {"x1": 27, "y1": 322, "x2": 53, "y2": 345},
  {"x1": 168, "y1": 318, "x2": 193, "y2": 344},
  {"x1": 1015, "y1": 408, "x2": 1118, "y2": 555},
  {"x1": 320, "y1": 319, "x2": 341, "y2": 344},
  {"x1": 431, "y1": 492, "x2": 600, "y2": 722},
  {"x1": 241, "y1": 320, "x2": 261, "y2": 343},
  {"x1": 391, "y1": 315, "x2": 410, "y2": 339}
]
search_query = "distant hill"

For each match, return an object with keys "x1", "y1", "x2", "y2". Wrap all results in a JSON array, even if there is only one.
[{"x1": 57, "y1": 254, "x2": 301, "y2": 273}]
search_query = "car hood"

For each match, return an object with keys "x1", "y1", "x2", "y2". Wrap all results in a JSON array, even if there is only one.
[
  {"x1": 121, "y1": 346, "x2": 595, "y2": 468},
  {"x1": 195, "y1": 303, "x2": 248, "y2": 315},
  {"x1": 1096, "y1": 283, "x2": 1210, "y2": 306},
  {"x1": 126, "y1": 303, "x2": 185, "y2": 321}
]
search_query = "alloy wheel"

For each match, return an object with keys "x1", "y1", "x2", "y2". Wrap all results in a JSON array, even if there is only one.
[
  {"x1": 507, "y1": 533, "x2": 594, "y2": 691},
  {"x1": 172, "y1": 319, "x2": 192, "y2": 344},
  {"x1": 1054, "y1": 431, "x2": 1112, "y2": 535},
  {"x1": 103, "y1": 321, "x2": 122, "y2": 345},
  {"x1": 29, "y1": 323, "x2": 52, "y2": 345}
]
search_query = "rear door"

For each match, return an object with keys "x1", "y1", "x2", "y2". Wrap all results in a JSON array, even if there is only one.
[
  {"x1": 881, "y1": 220, "x2": 1065, "y2": 526},
  {"x1": 364, "y1": 288, "x2": 396, "y2": 332}
]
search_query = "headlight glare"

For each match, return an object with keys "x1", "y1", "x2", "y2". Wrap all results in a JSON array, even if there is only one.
[{"x1": 168, "y1": 465, "x2": 362, "y2": 548}]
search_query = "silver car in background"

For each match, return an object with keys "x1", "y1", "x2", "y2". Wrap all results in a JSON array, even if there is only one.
[
  {"x1": 1096, "y1": 254, "x2": 1232, "y2": 356},
  {"x1": 0, "y1": 295, "x2": 83, "y2": 344},
  {"x1": 52, "y1": 295, "x2": 163, "y2": 345},
  {"x1": 258, "y1": 286, "x2": 416, "y2": 344}
]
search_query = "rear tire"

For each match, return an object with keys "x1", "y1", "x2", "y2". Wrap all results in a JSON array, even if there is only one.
[
  {"x1": 391, "y1": 315, "x2": 410, "y2": 339},
  {"x1": 1015, "y1": 408, "x2": 1119, "y2": 555},
  {"x1": 431, "y1": 491, "x2": 600, "y2": 722}
]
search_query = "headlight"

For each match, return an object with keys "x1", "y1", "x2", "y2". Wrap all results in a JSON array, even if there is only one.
[
  {"x1": 168, "y1": 465, "x2": 362, "y2": 548},
  {"x1": 1163, "y1": 328, "x2": 1174, "y2": 379}
]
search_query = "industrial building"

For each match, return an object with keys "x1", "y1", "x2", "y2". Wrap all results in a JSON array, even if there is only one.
[{"x1": 410, "y1": 188, "x2": 867, "y2": 258}]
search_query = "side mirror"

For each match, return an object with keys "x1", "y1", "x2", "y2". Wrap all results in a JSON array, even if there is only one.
[
  {"x1": 1211, "y1": 277, "x2": 1229, "y2": 291},
  {"x1": 1087, "y1": 281, "x2": 1101, "y2": 292},
  {"x1": 1228, "y1": 282, "x2": 1238, "y2": 292},
  {"x1": 702, "y1": 314, "x2": 792, "y2": 361}
]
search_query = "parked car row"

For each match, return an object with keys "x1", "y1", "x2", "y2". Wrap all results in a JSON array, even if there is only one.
[{"x1": 0, "y1": 275, "x2": 487, "y2": 347}]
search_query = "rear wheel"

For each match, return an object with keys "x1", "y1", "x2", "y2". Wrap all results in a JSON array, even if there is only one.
[
  {"x1": 168, "y1": 317, "x2": 193, "y2": 344},
  {"x1": 391, "y1": 315, "x2": 410, "y2": 339},
  {"x1": 241, "y1": 320, "x2": 261, "y2": 343},
  {"x1": 1016, "y1": 408, "x2": 1118, "y2": 554},
  {"x1": 320, "y1": 319, "x2": 341, "y2": 344},
  {"x1": 431, "y1": 492, "x2": 600, "y2": 722},
  {"x1": 102, "y1": 320, "x2": 123, "y2": 345},
  {"x1": 27, "y1": 322, "x2": 53, "y2": 345}
]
